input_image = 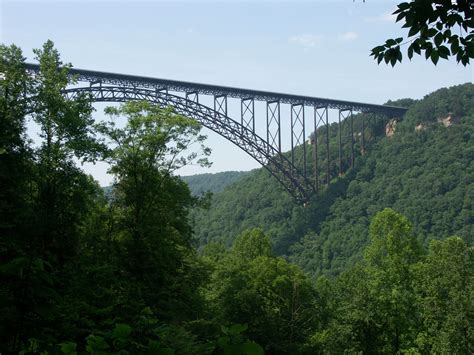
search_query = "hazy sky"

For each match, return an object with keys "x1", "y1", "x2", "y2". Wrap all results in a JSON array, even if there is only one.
[{"x1": 1, "y1": 0, "x2": 472, "y2": 184}]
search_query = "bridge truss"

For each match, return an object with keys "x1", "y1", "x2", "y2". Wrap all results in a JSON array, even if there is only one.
[{"x1": 25, "y1": 63, "x2": 407, "y2": 203}]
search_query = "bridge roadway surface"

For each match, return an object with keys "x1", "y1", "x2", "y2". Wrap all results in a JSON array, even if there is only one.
[{"x1": 24, "y1": 63, "x2": 407, "y2": 117}]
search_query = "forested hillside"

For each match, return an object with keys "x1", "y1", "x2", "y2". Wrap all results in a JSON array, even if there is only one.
[
  {"x1": 102, "y1": 171, "x2": 249, "y2": 199},
  {"x1": 181, "y1": 170, "x2": 251, "y2": 195},
  {"x1": 192, "y1": 83, "x2": 474, "y2": 277},
  {"x1": 1, "y1": 42, "x2": 472, "y2": 354}
]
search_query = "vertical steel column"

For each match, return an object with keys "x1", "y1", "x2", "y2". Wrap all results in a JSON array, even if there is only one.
[
  {"x1": 241, "y1": 98, "x2": 255, "y2": 133},
  {"x1": 186, "y1": 91, "x2": 199, "y2": 110},
  {"x1": 313, "y1": 109, "x2": 319, "y2": 192},
  {"x1": 338, "y1": 110, "x2": 343, "y2": 176},
  {"x1": 373, "y1": 113, "x2": 377, "y2": 142},
  {"x1": 266, "y1": 100, "x2": 281, "y2": 153},
  {"x1": 361, "y1": 114, "x2": 366, "y2": 155},
  {"x1": 338, "y1": 109, "x2": 352, "y2": 176},
  {"x1": 350, "y1": 110, "x2": 354, "y2": 168},
  {"x1": 291, "y1": 103, "x2": 306, "y2": 177},
  {"x1": 313, "y1": 106, "x2": 329, "y2": 191},
  {"x1": 364, "y1": 113, "x2": 376, "y2": 143},
  {"x1": 325, "y1": 108, "x2": 330, "y2": 185},
  {"x1": 214, "y1": 95, "x2": 227, "y2": 117}
]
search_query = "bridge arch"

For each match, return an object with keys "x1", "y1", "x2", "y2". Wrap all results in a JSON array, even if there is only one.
[
  {"x1": 65, "y1": 85, "x2": 314, "y2": 202},
  {"x1": 25, "y1": 62, "x2": 408, "y2": 203}
]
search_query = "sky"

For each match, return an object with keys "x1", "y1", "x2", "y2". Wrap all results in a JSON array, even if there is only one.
[{"x1": 1, "y1": 0, "x2": 472, "y2": 185}]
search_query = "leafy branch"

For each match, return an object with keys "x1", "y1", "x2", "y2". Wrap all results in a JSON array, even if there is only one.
[{"x1": 371, "y1": 0, "x2": 473, "y2": 66}]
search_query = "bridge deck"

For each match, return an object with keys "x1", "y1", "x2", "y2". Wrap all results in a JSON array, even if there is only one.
[{"x1": 24, "y1": 63, "x2": 407, "y2": 117}]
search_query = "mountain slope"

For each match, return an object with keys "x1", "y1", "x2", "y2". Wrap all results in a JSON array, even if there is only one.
[
  {"x1": 191, "y1": 83, "x2": 473, "y2": 277},
  {"x1": 181, "y1": 171, "x2": 251, "y2": 196}
]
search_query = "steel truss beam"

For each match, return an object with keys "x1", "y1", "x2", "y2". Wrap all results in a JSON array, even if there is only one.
[
  {"x1": 24, "y1": 63, "x2": 407, "y2": 117},
  {"x1": 64, "y1": 85, "x2": 314, "y2": 203},
  {"x1": 23, "y1": 62, "x2": 409, "y2": 204}
]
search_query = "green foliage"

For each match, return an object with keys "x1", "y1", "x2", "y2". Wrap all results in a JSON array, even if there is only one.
[
  {"x1": 232, "y1": 228, "x2": 272, "y2": 260},
  {"x1": 371, "y1": 0, "x2": 473, "y2": 66},
  {"x1": 0, "y1": 40, "x2": 106, "y2": 352},
  {"x1": 190, "y1": 167, "x2": 303, "y2": 254},
  {"x1": 0, "y1": 41, "x2": 215, "y2": 353},
  {"x1": 85, "y1": 335, "x2": 110, "y2": 354},
  {"x1": 291, "y1": 84, "x2": 473, "y2": 277},
  {"x1": 111, "y1": 324, "x2": 131, "y2": 350},
  {"x1": 32, "y1": 40, "x2": 104, "y2": 164},
  {"x1": 99, "y1": 101, "x2": 211, "y2": 175},
  {"x1": 205, "y1": 229, "x2": 317, "y2": 353},
  {"x1": 310, "y1": 210, "x2": 472, "y2": 354},
  {"x1": 1, "y1": 40, "x2": 472, "y2": 354},
  {"x1": 363, "y1": 209, "x2": 422, "y2": 353},
  {"x1": 59, "y1": 341, "x2": 78, "y2": 355},
  {"x1": 0, "y1": 44, "x2": 34, "y2": 306},
  {"x1": 190, "y1": 109, "x2": 387, "y2": 255},
  {"x1": 96, "y1": 101, "x2": 211, "y2": 320},
  {"x1": 413, "y1": 237, "x2": 474, "y2": 353},
  {"x1": 182, "y1": 170, "x2": 251, "y2": 196},
  {"x1": 193, "y1": 83, "x2": 473, "y2": 278},
  {"x1": 401, "y1": 82, "x2": 474, "y2": 127},
  {"x1": 384, "y1": 97, "x2": 417, "y2": 109},
  {"x1": 216, "y1": 324, "x2": 264, "y2": 355},
  {"x1": 365, "y1": 208, "x2": 422, "y2": 267}
]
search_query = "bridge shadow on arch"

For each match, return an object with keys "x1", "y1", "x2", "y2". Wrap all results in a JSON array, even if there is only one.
[{"x1": 64, "y1": 85, "x2": 314, "y2": 202}]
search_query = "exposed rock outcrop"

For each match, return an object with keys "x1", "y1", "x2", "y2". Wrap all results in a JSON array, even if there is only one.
[
  {"x1": 415, "y1": 123, "x2": 427, "y2": 132},
  {"x1": 385, "y1": 119, "x2": 398, "y2": 137},
  {"x1": 437, "y1": 113, "x2": 459, "y2": 127}
]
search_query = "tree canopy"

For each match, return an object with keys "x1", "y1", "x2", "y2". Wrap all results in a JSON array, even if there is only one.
[
  {"x1": 371, "y1": 0, "x2": 473, "y2": 66},
  {"x1": 1, "y1": 40, "x2": 472, "y2": 353}
]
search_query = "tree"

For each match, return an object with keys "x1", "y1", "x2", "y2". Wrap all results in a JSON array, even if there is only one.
[
  {"x1": 205, "y1": 229, "x2": 316, "y2": 353},
  {"x1": 232, "y1": 228, "x2": 272, "y2": 260},
  {"x1": 363, "y1": 209, "x2": 423, "y2": 352},
  {"x1": 0, "y1": 40, "x2": 105, "y2": 352},
  {"x1": 371, "y1": 0, "x2": 473, "y2": 66},
  {"x1": 414, "y1": 237, "x2": 474, "y2": 353},
  {"x1": 98, "y1": 101, "x2": 211, "y2": 319},
  {"x1": 31, "y1": 40, "x2": 104, "y2": 262},
  {"x1": 0, "y1": 43, "x2": 35, "y2": 353},
  {"x1": 0, "y1": 44, "x2": 32, "y2": 253},
  {"x1": 319, "y1": 209, "x2": 423, "y2": 353}
]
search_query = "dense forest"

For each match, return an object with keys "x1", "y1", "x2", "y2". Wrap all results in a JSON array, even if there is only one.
[
  {"x1": 192, "y1": 83, "x2": 473, "y2": 276},
  {"x1": 1, "y1": 41, "x2": 472, "y2": 354},
  {"x1": 181, "y1": 171, "x2": 251, "y2": 196}
]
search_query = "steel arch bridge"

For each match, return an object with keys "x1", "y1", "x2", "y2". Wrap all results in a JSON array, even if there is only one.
[{"x1": 25, "y1": 63, "x2": 407, "y2": 203}]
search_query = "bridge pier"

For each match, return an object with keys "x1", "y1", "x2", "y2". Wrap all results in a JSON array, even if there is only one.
[
  {"x1": 241, "y1": 98, "x2": 255, "y2": 133},
  {"x1": 313, "y1": 106, "x2": 330, "y2": 191},
  {"x1": 361, "y1": 114, "x2": 366, "y2": 155},
  {"x1": 266, "y1": 100, "x2": 281, "y2": 153},
  {"x1": 291, "y1": 103, "x2": 306, "y2": 178},
  {"x1": 338, "y1": 109, "x2": 353, "y2": 176},
  {"x1": 214, "y1": 94, "x2": 227, "y2": 117}
]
